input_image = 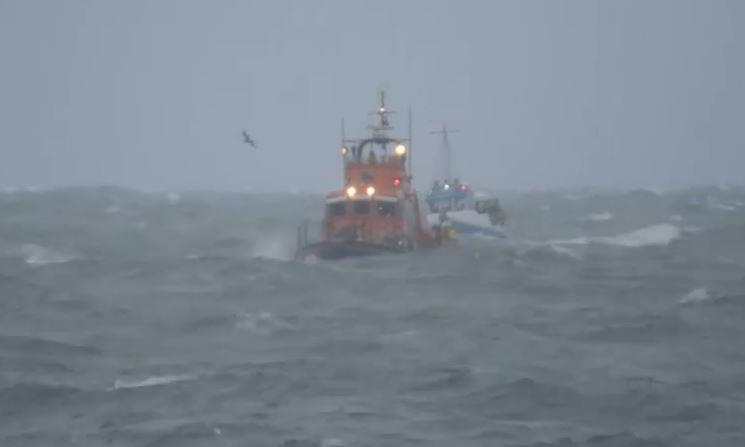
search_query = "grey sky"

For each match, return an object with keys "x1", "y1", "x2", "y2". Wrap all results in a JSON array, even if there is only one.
[{"x1": 1, "y1": 0, "x2": 743, "y2": 192}]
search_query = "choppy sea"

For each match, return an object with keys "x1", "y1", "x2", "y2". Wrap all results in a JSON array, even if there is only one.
[{"x1": 1, "y1": 186, "x2": 745, "y2": 447}]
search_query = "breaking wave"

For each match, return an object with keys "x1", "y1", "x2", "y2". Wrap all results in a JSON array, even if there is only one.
[
  {"x1": 3, "y1": 186, "x2": 745, "y2": 446},
  {"x1": 680, "y1": 287, "x2": 712, "y2": 304},
  {"x1": 552, "y1": 224, "x2": 682, "y2": 248},
  {"x1": 18, "y1": 243, "x2": 75, "y2": 266},
  {"x1": 250, "y1": 233, "x2": 295, "y2": 261},
  {"x1": 521, "y1": 242, "x2": 583, "y2": 261},
  {"x1": 112, "y1": 374, "x2": 194, "y2": 390}
]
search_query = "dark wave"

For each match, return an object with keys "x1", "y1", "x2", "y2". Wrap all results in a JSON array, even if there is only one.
[
  {"x1": 2, "y1": 186, "x2": 745, "y2": 445},
  {"x1": 516, "y1": 432, "x2": 669, "y2": 447},
  {"x1": 0, "y1": 335, "x2": 101, "y2": 356}
]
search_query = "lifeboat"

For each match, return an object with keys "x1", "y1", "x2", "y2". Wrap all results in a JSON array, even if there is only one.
[{"x1": 296, "y1": 93, "x2": 440, "y2": 260}]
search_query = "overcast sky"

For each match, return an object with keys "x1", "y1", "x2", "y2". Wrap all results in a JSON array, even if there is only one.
[{"x1": 1, "y1": 0, "x2": 743, "y2": 192}]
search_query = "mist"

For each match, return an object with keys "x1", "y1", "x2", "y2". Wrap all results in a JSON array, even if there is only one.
[{"x1": 1, "y1": 0, "x2": 743, "y2": 193}]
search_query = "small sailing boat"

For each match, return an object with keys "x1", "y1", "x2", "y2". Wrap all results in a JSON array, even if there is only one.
[{"x1": 424, "y1": 124, "x2": 506, "y2": 238}]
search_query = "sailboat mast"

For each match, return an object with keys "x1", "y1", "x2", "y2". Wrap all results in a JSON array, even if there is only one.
[
  {"x1": 442, "y1": 124, "x2": 451, "y2": 180},
  {"x1": 431, "y1": 123, "x2": 459, "y2": 182},
  {"x1": 341, "y1": 117, "x2": 346, "y2": 182},
  {"x1": 408, "y1": 107, "x2": 413, "y2": 178}
]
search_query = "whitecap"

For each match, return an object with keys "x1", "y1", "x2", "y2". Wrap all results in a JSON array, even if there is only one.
[
  {"x1": 522, "y1": 242, "x2": 583, "y2": 261},
  {"x1": 601, "y1": 224, "x2": 682, "y2": 247},
  {"x1": 585, "y1": 211, "x2": 614, "y2": 222},
  {"x1": 20, "y1": 244, "x2": 75, "y2": 266},
  {"x1": 546, "y1": 243, "x2": 583, "y2": 260},
  {"x1": 680, "y1": 288, "x2": 712, "y2": 304},
  {"x1": 112, "y1": 374, "x2": 193, "y2": 390},
  {"x1": 104, "y1": 205, "x2": 121, "y2": 214},
  {"x1": 251, "y1": 235, "x2": 293, "y2": 261},
  {"x1": 552, "y1": 224, "x2": 682, "y2": 248}
]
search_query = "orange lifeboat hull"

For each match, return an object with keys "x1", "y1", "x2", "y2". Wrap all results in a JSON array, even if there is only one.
[{"x1": 296, "y1": 239, "x2": 411, "y2": 260}]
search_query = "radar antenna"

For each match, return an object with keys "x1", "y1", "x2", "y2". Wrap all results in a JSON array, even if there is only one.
[{"x1": 369, "y1": 90, "x2": 394, "y2": 137}]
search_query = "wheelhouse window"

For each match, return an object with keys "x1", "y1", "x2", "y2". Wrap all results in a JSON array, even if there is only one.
[
  {"x1": 377, "y1": 202, "x2": 396, "y2": 216},
  {"x1": 353, "y1": 200, "x2": 370, "y2": 214},
  {"x1": 327, "y1": 202, "x2": 346, "y2": 216}
]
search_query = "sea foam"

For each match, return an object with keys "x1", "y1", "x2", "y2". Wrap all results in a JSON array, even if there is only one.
[
  {"x1": 552, "y1": 224, "x2": 682, "y2": 248},
  {"x1": 20, "y1": 244, "x2": 75, "y2": 266},
  {"x1": 112, "y1": 374, "x2": 193, "y2": 390}
]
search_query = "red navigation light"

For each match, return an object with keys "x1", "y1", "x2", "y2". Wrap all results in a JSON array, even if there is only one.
[
  {"x1": 459, "y1": 184, "x2": 469, "y2": 192},
  {"x1": 393, "y1": 177, "x2": 402, "y2": 186}
]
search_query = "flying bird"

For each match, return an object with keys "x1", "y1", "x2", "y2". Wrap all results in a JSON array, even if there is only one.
[{"x1": 241, "y1": 131, "x2": 256, "y2": 148}]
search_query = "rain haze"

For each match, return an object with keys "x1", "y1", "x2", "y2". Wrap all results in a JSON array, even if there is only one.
[
  {"x1": 4, "y1": 3, "x2": 745, "y2": 446},
  {"x1": 1, "y1": 0, "x2": 743, "y2": 192}
]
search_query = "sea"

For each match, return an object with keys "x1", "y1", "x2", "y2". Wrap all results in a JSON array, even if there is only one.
[{"x1": 1, "y1": 185, "x2": 744, "y2": 447}]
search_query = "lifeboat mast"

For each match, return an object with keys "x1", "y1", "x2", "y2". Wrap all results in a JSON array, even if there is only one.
[
  {"x1": 340, "y1": 91, "x2": 413, "y2": 180},
  {"x1": 295, "y1": 92, "x2": 436, "y2": 260}
]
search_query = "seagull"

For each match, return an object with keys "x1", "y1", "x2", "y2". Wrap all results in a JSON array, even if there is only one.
[{"x1": 241, "y1": 131, "x2": 256, "y2": 148}]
